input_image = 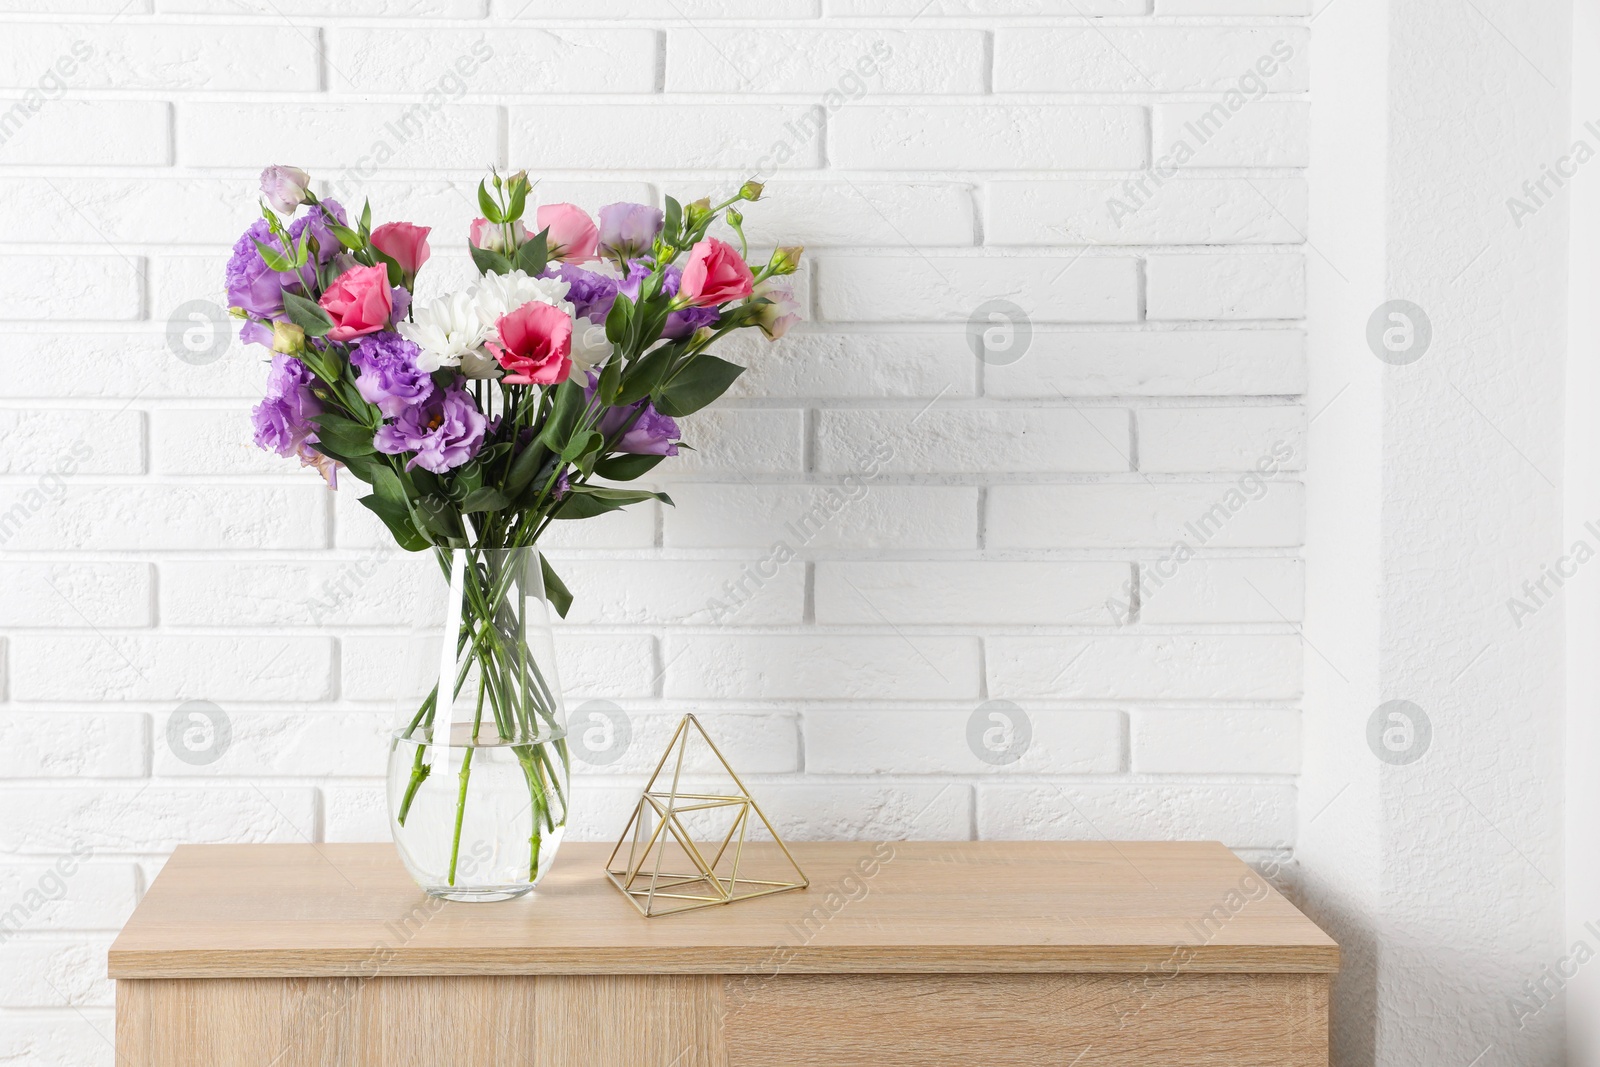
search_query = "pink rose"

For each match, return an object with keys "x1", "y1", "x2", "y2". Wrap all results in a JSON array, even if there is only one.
[
  {"x1": 469, "y1": 217, "x2": 526, "y2": 253},
  {"x1": 371, "y1": 221, "x2": 431, "y2": 279},
  {"x1": 318, "y1": 264, "x2": 393, "y2": 342},
  {"x1": 536, "y1": 203, "x2": 598, "y2": 263},
  {"x1": 486, "y1": 302, "x2": 573, "y2": 386},
  {"x1": 679, "y1": 237, "x2": 754, "y2": 307}
]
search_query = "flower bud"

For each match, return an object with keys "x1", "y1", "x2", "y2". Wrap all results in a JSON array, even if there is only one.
[
  {"x1": 768, "y1": 244, "x2": 804, "y2": 276},
  {"x1": 691, "y1": 325, "x2": 716, "y2": 346},
  {"x1": 751, "y1": 277, "x2": 802, "y2": 340},
  {"x1": 272, "y1": 321, "x2": 306, "y2": 354},
  {"x1": 726, "y1": 208, "x2": 744, "y2": 228},
  {"x1": 260, "y1": 165, "x2": 311, "y2": 215},
  {"x1": 329, "y1": 252, "x2": 361, "y2": 278},
  {"x1": 685, "y1": 197, "x2": 713, "y2": 228},
  {"x1": 228, "y1": 306, "x2": 249, "y2": 319},
  {"x1": 469, "y1": 217, "x2": 526, "y2": 253},
  {"x1": 739, "y1": 180, "x2": 764, "y2": 202}
]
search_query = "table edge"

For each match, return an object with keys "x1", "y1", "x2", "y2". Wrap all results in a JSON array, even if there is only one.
[
  {"x1": 108, "y1": 944, "x2": 1341, "y2": 979},
  {"x1": 110, "y1": 841, "x2": 1341, "y2": 979}
]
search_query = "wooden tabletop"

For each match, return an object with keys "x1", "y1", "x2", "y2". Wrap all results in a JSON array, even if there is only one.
[{"x1": 108, "y1": 841, "x2": 1338, "y2": 979}]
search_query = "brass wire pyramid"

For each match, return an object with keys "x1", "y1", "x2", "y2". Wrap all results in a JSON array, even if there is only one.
[{"x1": 605, "y1": 714, "x2": 808, "y2": 917}]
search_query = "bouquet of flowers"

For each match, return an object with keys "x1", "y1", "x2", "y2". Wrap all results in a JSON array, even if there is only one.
[{"x1": 227, "y1": 165, "x2": 801, "y2": 895}]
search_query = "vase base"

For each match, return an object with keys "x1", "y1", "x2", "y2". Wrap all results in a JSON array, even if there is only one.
[{"x1": 424, "y1": 885, "x2": 535, "y2": 903}]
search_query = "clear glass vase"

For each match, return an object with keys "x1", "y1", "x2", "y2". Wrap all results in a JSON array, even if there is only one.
[{"x1": 386, "y1": 547, "x2": 569, "y2": 902}]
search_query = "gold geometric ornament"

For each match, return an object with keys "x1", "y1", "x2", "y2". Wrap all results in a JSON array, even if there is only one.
[{"x1": 605, "y1": 714, "x2": 808, "y2": 917}]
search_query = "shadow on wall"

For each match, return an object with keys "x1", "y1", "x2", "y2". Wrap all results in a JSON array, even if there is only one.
[{"x1": 1285, "y1": 872, "x2": 1377, "y2": 1067}]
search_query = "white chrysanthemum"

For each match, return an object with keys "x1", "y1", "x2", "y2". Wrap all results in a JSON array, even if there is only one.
[
  {"x1": 399, "y1": 290, "x2": 485, "y2": 373},
  {"x1": 472, "y1": 269, "x2": 572, "y2": 333},
  {"x1": 569, "y1": 319, "x2": 614, "y2": 375}
]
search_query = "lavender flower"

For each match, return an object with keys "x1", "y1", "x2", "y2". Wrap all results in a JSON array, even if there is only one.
[
  {"x1": 350, "y1": 332, "x2": 433, "y2": 417},
  {"x1": 260, "y1": 165, "x2": 311, "y2": 214},
  {"x1": 597, "y1": 202, "x2": 663, "y2": 260},
  {"x1": 287, "y1": 199, "x2": 348, "y2": 266},
  {"x1": 598, "y1": 398, "x2": 680, "y2": 457},
  {"x1": 225, "y1": 200, "x2": 348, "y2": 348},
  {"x1": 226, "y1": 219, "x2": 288, "y2": 347},
  {"x1": 553, "y1": 263, "x2": 622, "y2": 324},
  {"x1": 621, "y1": 261, "x2": 717, "y2": 340},
  {"x1": 374, "y1": 379, "x2": 487, "y2": 473},
  {"x1": 251, "y1": 354, "x2": 322, "y2": 462}
]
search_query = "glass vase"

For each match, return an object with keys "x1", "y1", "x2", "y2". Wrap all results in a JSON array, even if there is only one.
[{"x1": 386, "y1": 547, "x2": 569, "y2": 902}]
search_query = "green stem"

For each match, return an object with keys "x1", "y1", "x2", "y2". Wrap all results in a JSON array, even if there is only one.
[
  {"x1": 446, "y1": 681, "x2": 487, "y2": 886},
  {"x1": 404, "y1": 545, "x2": 570, "y2": 891}
]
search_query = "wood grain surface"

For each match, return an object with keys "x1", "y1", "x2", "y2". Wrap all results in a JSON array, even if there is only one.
[
  {"x1": 722, "y1": 972, "x2": 1331, "y2": 1067},
  {"x1": 115, "y1": 972, "x2": 1329, "y2": 1067},
  {"x1": 108, "y1": 840, "x2": 1337, "y2": 978},
  {"x1": 116, "y1": 975, "x2": 729, "y2": 1067}
]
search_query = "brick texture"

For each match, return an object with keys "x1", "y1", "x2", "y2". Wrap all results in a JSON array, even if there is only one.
[{"x1": 0, "y1": 4, "x2": 1308, "y2": 1046}]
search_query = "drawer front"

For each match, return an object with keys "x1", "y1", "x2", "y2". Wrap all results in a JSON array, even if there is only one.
[{"x1": 117, "y1": 971, "x2": 1328, "y2": 1067}]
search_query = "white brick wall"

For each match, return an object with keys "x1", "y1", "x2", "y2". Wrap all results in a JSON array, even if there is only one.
[{"x1": 0, "y1": 3, "x2": 1307, "y2": 1056}]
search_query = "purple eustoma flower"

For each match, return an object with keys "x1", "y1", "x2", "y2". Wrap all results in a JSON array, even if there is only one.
[
  {"x1": 552, "y1": 263, "x2": 622, "y2": 324},
  {"x1": 597, "y1": 202, "x2": 663, "y2": 260},
  {"x1": 350, "y1": 332, "x2": 433, "y2": 418},
  {"x1": 621, "y1": 261, "x2": 718, "y2": 341},
  {"x1": 252, "y1": 354, "x2": 322, "y2": 462},
  {"x1": 373, "y1": 379, "x2": 487, "y2": 474},
  {"x1": 226, "y1": 219, "x2": 288, "y2": 347},
  {"x1": 598, "y1": 398, "x2": 680, "y2": 457},
  {"x1": 260, "y1": 165, "x2": 310, "y2": 214},
  {"x1": 225, "y1": 200, "x2": 348, "y2": 348},
  {"x1": 288, "y1": 199, "x2": 347, "y2": 265}
]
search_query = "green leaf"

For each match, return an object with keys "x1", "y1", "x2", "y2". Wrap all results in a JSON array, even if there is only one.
[
  {"x1": 413, "y1": 494, "x2": 465, "y2": 541},
  {"x1": 253, "y1": 237, "x2": 295, "y2": 274},
  {"x1": 470, "y1": 244, "x2": 512, "y2": 277},
  {"x1": 561, "y1": 430, "x2": 603, "y2": 463},
  {"x1": 605, "y1": 291, "x2": 633, "y2": 346},
  {"x1": 371, "y1": 465, "x2": 409, "y2": 506},
  {"x1": 360, "y1": 199, "x2": 373, "y2": 233},
  {"x1": 552, "y1": 485, "x2": 667, "y2": 520},
  {"x1": 616, "y1": 344, "x2": 674, "y2": 406},
  {"x1": 505, "y1": 441, "x2": 550, "y2": 498},
  {"x1": 450, "y1": 460, "x2": 484, "y2": 498},
  {"x1": 597, "y1": 358, "x2": 622, "y2": 406},
  {"x1": 513, "y1": 230, "x2": 548, "y2": 276},
  {"x1": 663, "y1": 196, "x2": 682, "y2": 242},
  {"x1": 540, "y1": 555, "x2": 573, "y2": 619},
  {"x1": 335, "y1": 380, "x2": 367, "y2": 413},
  {"x1": 505, "y1": 180, "x2": 528, "y2": 222},
  {"x1": 655, "y1": 354, "x2": 745, "y2": 418},
  {"x1": 310, "y1": 413, "x2": 377, "y2": 456},
  {"x1": 295, "y1": 347, "x2": 335, "y2": 383},
  {"x1": 538, "y1": 377, "x2": 587, "y2": 451},
  {"x1": 478, "y1": 442, "x2": 513, "y2": 464},
  {"x1": 314, "y1": 446, "x2": 387, "y2": 486},
  {"x1": 410, "y1": 468, "x2": 445, "y2": 499},
  {"x1": 594, "y1": 453, "x2": 665, "y2": 481},
  {"x1": 477, "y1": 179, "x2": 503, "y2": 224},
  {"x1": 282, "y1": 290, "x2": 334, "y2": 339},
  {"x1": 359, "y1": 495, "x2": 429, "y2": 551},
  {"x1": 371, "y1": 247, "x2": 403, "y2": 287},
  {"x1": 460, "y1": 487, "x2": 510, "y2": 513}
]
